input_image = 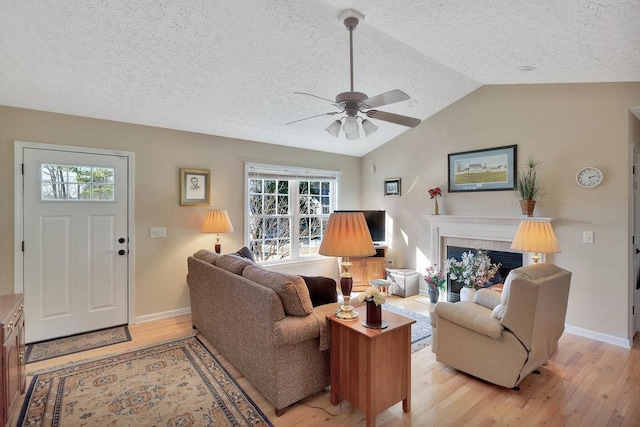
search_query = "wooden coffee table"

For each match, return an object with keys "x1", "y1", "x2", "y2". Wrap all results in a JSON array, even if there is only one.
[{"x1": 329, "y1": 305, "x2": 415, "y2": 427}]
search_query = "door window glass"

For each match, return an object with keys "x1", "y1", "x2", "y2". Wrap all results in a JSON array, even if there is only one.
[{"x1": 41, "y1": 164, "x2": 115, "y2": 201}]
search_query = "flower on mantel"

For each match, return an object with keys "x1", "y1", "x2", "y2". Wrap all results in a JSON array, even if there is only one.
[
  {"x1": 357, "y1": 287, "x2": 386, "y2": 306},
  {"x1": 425, "y1": 265, "x2": 446, "y2": 291},
  {"x1": 428, "y1": 187, "x2": 442, "y2": 199}
]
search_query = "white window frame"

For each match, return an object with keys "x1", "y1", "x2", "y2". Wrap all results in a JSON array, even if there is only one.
[{"x1": 244, "y1": 162, "x2": 340, "y2": 264}]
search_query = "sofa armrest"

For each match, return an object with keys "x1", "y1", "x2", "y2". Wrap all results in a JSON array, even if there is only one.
[
  {"x1": 273, "y1": 315, "x2": 320, "y2": 348},
  {"x1": 435, "y1": 301, "x2": 504, "y2": 339}
]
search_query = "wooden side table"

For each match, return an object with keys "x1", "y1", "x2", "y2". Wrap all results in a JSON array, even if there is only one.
[{"x1": 329, "y1": 305, "x2": 415, "y2": 427}]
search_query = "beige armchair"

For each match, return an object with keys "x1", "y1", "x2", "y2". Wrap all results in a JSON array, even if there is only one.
[{"x1": 430, "y1": 263, "x2": 571, "y2": 389}]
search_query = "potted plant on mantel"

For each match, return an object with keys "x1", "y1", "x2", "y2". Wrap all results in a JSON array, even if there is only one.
[{"x1": 515, "y1": 157, "x2": 543, "y2": 216}]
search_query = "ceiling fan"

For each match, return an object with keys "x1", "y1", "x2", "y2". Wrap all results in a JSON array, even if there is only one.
[{"x1": 286, "y1": 11, "x2": 421, "y2": 140}]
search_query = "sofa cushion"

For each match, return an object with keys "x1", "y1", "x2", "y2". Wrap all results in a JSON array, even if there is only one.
[
  {"x1": 193, "y1": 249, "x2": 220, "y2": 265},
  {"x1": 243, "y1": 265, "x2": 313, "y2": 316},
  {"x1": 216, "y1": 254, "x2": 254, "y2": 275},
  {"x1": 301, "y1": 276, "x2": 338, "y2": 307},
  {"x1": 235, "y1": 246, "x2": 256, "y2": 263}
]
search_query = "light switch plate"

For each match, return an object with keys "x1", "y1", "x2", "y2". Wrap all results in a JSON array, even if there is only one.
[{"x1": 150, "y1": 227, "x2": 166, "y2": 238}]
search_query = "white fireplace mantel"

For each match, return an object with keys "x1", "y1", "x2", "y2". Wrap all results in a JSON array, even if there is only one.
[{"x1": 424, "y1": 215, "x2": 554, "y2": 266}]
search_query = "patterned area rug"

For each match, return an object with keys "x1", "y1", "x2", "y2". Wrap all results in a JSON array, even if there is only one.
[
  {"x1": 25, "y1": 325, "x2": 132, "y2": 364},
  {"x1": 18, "y1": 336, "x2": 272, "y2": 426},
  {"x1": 383, "y1": 304, "x2": 432, "y2": 353}
]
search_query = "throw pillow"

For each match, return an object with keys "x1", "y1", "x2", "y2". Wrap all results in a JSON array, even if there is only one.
[
  {"x1": 235, "y1": 246, "x2": 256, "y2": 263},
  {"x1": 301, "y1": 276, "x2": 338, "y2": 307},
  {"x1": 242, "y1": 266, "x2": 313, "y2": 316}
]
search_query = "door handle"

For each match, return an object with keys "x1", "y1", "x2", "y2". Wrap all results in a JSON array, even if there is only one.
[{"x1": 118, "y1": 249, "x2": 126, "y2": 256}]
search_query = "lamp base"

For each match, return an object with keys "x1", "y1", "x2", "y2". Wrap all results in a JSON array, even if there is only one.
[
  {"x1": 215, "y1": 243, "x2": 221, "y2": 254},
  {"x1": 335, "y1": 304, "x2": 359, "y2": 320}
]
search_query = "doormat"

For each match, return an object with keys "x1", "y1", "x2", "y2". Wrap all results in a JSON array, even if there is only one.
[
  {"x1": 383, "y1": 304, "x2": 432, "y2": 353},
  {"x1": 24, "y1": 325, "x2": 131, "y2": 364},
  {"x1": 18, "y1": 336, "x2": 273, "y2": 426}
]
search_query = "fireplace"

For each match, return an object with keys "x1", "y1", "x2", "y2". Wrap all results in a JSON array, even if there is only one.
[
  {"x1": 445, "y1": 246, "x2": 523, "y2": 302},
  {"x1": 426, "y1": 215, "x2": 554, "y2": 302}
]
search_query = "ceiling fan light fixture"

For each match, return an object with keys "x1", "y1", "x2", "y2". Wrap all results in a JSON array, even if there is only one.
[
  {"x1": 361, "y1": 119, "x2": 378, "y2": 137},
  {"x1": 345, "y1": 129, "x2": 360, "y2": 140},
  {"x1": 326, "y1": 120, "x2": 342, "y2": 137},
  {"x1": 342, "y1": 116, "x2": 358, "y2": 134}
]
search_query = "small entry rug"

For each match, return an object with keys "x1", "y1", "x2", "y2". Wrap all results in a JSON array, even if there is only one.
[
  {"x1": 383, "y1": 304, "x2": 432, "y2": 353},
  {"x1": 25, "y1": 325, "x2": 132, "y2": 364},
  {"x1": 18, "y1": 336, "x2": 272, "y2": 426}
]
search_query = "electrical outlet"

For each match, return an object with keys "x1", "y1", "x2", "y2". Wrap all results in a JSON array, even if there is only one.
[
  {"x1": 583, "y1": 231, "x2": 594, "y2": 244},
  {"x1": 150, "y1": 227, "x2": 166, "y2": 238}
]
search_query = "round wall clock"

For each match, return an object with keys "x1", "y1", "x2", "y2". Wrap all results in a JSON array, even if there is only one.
[{"x1": 576, "y1": 167, "x2": 603, "y2": 188}]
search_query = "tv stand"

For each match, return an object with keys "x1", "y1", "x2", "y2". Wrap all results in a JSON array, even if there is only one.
[{"x1": 349, "y1": 246, "x2": 387, "y2": 291}]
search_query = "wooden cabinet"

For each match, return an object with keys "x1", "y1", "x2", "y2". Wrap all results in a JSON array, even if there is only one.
[
  {"x1": 349, "y1": 247, "x2": 387, "y2": 291},
  {"x1": 1, "y1": 294, "x2": 25, "y2": 427}
]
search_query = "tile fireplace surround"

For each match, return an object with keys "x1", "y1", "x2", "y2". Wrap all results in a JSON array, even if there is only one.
[{"x1": 425, "y1": 215, "x2": 555, "y2": 268}]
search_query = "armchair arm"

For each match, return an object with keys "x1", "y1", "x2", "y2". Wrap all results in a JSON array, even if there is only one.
[{"x1": 435, "y1": 301, "x2": 504, "y2": 339}]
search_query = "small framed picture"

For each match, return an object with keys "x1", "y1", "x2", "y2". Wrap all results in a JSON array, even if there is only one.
[
  {"x1": 448, "y1": 145, "x2": 517, "y2": 192},
  {"x1": 384, "y1": 178, "x2": 401, "y2": 196},
  {"x1": 180, "y1": 168, "x2": 210, "y2": 206}
]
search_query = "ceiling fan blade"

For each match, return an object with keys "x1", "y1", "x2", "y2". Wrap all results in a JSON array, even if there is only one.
[
  {"x1": 366, "y1": 110, "x2": 421, "y2": 128},
  {"x1": 362, "y1": 89, "x2": 410, "y2": 109},
  {"x1": 294, "y1": 92, "x2": 338, "y2": 105},
  {"x1": 285, "y1": 111, "x2": 341, "y2": 125}
]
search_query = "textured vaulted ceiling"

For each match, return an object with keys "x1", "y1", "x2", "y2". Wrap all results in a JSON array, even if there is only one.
[{"x1": 1, "y1": 1, "x2": 639, "y2": 157}]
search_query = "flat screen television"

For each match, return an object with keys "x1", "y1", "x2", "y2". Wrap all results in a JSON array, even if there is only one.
[{"x1": 334, "y1": 210, "x2": 386, "y2": 244}]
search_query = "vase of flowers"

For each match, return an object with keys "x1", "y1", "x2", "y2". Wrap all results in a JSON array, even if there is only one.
[
  {"x1": 358, "y1": 287, "x2": 387, "y2": 328},
  {"x1": 425, "y1": 265, "x2": 446, "y2": 304},
  {"x1": 444, "y1": 249, "x2": 501, "y2": 301},
  {"x1": 428, "y1": 187, "x2": 442, "y2": 215}
]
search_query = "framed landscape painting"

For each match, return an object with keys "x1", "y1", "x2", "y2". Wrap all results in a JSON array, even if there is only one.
[{"x1": 448, "y1": 145, "x2": 517, "y2": 192}]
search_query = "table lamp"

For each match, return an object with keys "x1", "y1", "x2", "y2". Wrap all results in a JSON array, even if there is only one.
[
  {"x1": 319, "y1": 212, "x2": 376, "y2": 320},
  {"x1": 202, "y1": 210, "x2": 234, "y2": 254},
  {"x1": 510, "y1": 219, "x2": 560, "y2": 264}
]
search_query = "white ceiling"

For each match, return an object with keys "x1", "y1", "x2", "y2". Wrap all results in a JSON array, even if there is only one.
[{"x1": 1, "y1": 1, "x2": 639, "y2": 157}]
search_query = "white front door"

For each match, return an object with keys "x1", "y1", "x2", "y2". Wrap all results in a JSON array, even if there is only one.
[{"x1": 22, "y1": 147, "x2": 129, "y2": 343}]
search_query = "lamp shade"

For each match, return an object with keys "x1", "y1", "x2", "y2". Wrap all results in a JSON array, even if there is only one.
[
  {"x1": 202, "y1": 210, "x2": 234, "y2": 234},
  {"x1": 510, "y1": 220, "x2": 560, "y2": 254},
  {"x1": 319, "y1": 212, "x2": 376, "y2": 258}
]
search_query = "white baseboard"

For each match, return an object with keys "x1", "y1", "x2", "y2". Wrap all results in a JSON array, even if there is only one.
[
  {"x1": 134, "y1": 307, "x2": 191, "y2": 324},
  {"x1": 563, "y1": 324, "x2": 631, "y2": 349}
]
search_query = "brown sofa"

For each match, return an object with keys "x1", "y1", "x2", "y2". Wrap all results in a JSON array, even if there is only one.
[
  {"x1": 187, "y1": 249, "x2": 340, "y2": 415},
  {"x1": 430, "y1": 263, "x2": 571, "y2": 389}
]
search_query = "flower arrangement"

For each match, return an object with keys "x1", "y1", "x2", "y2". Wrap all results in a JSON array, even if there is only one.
[
  {"x1": 425, "y1": 265, "x2": 446, "y2": 291},
  {"x1": 444, "y1": 249, "x2": 501, "y2": 288},
  {"x1": 358, "y1": 287, "x2": 386, "y2": 306},
  {"x1": 428, "y1": 187, "x2": 442, "y2": 199}
]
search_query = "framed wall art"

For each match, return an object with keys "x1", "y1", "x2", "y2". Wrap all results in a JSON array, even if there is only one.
[
  {"x1": 384, "y1": 178, "x2": 401, "y2": 196},
  {"x1": 180, "y1": 168, "x2": 210, "y2": 206},
  {"x1": 448, "y1": 145, "x2": 517, "y2": 192}
]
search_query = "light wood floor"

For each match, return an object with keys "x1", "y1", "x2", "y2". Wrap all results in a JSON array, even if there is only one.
[{"x1": 14, "y1": 294, "x2": 640, "y2": 426}]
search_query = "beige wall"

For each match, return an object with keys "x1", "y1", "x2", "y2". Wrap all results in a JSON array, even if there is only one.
[
  {"x1": 361, "y1": 83, "x2": 640, "y2": 346},
  {"x1": 0, "y1": 106, "x2": 361, "y2": 318}
]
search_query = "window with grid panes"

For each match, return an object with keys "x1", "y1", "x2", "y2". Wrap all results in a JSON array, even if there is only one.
[{"x1": 246, "y1": 163, "x2": 339, "y2": 262}]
